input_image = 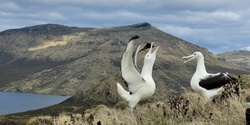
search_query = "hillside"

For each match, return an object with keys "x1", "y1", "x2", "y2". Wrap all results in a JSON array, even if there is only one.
[
  {"x1": 2, "y1": 75, "x2": 250, "y2": 125},
  {"x1": 1, "y1": 23, "x2": 250, "y2": 124},
  {"x1": 217, "y1": 50, "x2": 250, "y2": 68},
  {"x1": 0, "y1": 22, "x2": 249, "y2": 109}
]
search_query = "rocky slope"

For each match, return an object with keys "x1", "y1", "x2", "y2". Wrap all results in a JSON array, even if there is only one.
[
  {"x1": 217, "y1": 50, "x2": 250, "y2": 68},
  {"x1": 0, "y1": 22, "x2": 249, "y2": 105}
]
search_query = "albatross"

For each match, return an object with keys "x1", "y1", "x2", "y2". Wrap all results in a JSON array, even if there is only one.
[
  {"x1": 182, "y1": 52, "x2": 235, "y2": 100},
  {"x1": 117, "y1": 35, "x2": 159, "y2": 112},
  {"x1": 133, "y1": 42, "x2": 154, "y2": 72}
]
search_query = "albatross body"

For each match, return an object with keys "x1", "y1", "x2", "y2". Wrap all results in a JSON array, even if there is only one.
[
  {"x1": 182, "y1": 52, "x2": 234, "y2": 100},
  {"x1": 117, "y1": 35, "x2": 159, "y2": 112}
]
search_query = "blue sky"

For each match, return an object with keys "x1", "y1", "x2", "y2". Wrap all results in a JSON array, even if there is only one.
[{"x1": 1, "y1": 0, "x2": 250, "y2": 54}]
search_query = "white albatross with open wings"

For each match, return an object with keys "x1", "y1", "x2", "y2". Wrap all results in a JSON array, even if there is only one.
[{"x1": 117, "y1": 35, "x2": 159, "y2": 112}]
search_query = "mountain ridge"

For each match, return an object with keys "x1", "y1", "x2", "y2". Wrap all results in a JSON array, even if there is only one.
[
  {"x1": 217, "y1": 50, "x2": 250, "y2": 68},
  {"x1": 1, "y1": 23, "x2": 250, "y2": 125},
  {"x1": 0, "y1": 22, "x2": 249, "y2": 105}
]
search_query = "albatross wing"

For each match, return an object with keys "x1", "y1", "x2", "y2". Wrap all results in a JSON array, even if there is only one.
[
  {"x1": 199, "y1": 73, "x2": 234, "y2": 90},
  {"x1": 121, "y1": 39, "x2": 144, "y2": 93},
  {"x1": 132, "y1": 45, "x2": 141, "y2": 72}
]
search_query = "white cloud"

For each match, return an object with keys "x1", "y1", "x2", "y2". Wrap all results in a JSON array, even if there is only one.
[
  {"x1": 0, "y1": 1, "x2": 20, "y2": 11},
  {"x1": 1, "y1": 0, "x2": 250, "y2": 54},
  {"x1": 0, "y1": 11, "x2": 14, "y2": 17},
  {"x1": 241, "y1": 46, "x2": 250, "y2": 51},
  {"x1": 158, "y1": 24, "x2": 250, "y2": 54},
  {"x1": 183, "y1": 11, "x2": 241, "y2": 22}
]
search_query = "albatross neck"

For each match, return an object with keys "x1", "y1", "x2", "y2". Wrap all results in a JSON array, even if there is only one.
[
  {"x1": 141, "y1": 61, "x2": 154, "y2": 78},
  {"x1": 195, "y1": 55, "x2": 207, "y2": 75}
]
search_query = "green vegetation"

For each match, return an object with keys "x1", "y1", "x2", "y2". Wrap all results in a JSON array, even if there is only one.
[
  {"x1": 1, "y1": 23, "x2": 249, "y2": 97},
  {"x1": 1, "y1": 23, "x2": 250, "y2": 124},
  {"x1": 1, "y1": 75, "x2": 249, "y2": 125}
]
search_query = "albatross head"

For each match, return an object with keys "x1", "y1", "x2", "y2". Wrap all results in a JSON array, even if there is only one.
[
  {"x1": 182, "y1": 52, "x2": 203, "y2": 63},
  {"x1": 144, "y1": 42, "x2": 159, "y2": 62}
]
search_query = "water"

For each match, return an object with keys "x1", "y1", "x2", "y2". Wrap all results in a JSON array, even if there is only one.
[{"x1": 0, "y1": 92, "x2": 69, "y2": 115}]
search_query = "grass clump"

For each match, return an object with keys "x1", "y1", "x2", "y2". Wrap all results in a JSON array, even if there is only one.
[
  {"x1": 18, "y1": 75, "x2": 250, "y2": 124},
  {"x1": 113, "y1": 101, "x2": 128, "y2": 110}
]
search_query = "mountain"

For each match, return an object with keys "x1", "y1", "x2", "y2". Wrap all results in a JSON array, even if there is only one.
[
  {"x1": 217, "y1": 50, "x2": 250, "y2": 68},
  {"x1": 0, "y1": 22, "x2": 249, "y2": 110}
]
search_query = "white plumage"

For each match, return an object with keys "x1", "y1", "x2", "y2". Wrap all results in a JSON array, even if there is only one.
[
  {"x1": 117, "y1": 36, "x2": 159, "y2": 112},
  {"x1": 182, "y1": 52, "x2": 234, "y2": 100}
]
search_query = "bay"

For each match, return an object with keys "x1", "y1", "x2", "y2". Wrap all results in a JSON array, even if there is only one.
[{"x1": 0, "y1": 92, "x2": 69, "y2": 115}]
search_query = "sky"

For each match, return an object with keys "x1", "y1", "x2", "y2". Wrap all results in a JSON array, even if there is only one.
[{"x1": 0, "y1": 0, "x2": 250, "y2": 54}]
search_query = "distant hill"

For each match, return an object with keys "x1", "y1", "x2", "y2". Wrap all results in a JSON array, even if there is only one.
[
  {"x1": 217, "y1": 50, "x2": 250, "y2": 68},
  {"x1": 0, "y1": 22, "x2": 249, "y2": 110}
]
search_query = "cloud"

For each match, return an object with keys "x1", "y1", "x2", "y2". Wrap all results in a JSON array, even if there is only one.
[
  {"x1": 181, "y1": 11, "x2": 241, "y2": 24},
  {"x1": 0, "y1": 1, "x2": 20, "y2": 11},
  {"x1": 241, "y1": 46, "x2": 250, "y2": 51},
  {"x1": 1, "y1": 0, "x2": 250, "y2": 54},
  {"x1": 159, "y1": 24, "x2": 250, "y2": 54},
  {"x1": 26, "y1": 12, "x2": 66, "y2": 21}
]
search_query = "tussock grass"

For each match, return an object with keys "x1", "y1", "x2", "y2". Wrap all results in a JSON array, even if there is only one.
[
  {"x1": 26, "y1": 75, "x2": 250, "y2": 125},
  {"x1": 27, "y1": 93, "x2": 249, "y2": 125}
]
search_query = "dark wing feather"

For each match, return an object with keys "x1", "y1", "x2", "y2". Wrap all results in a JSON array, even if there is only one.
[
  {"x1": 139, "y1": 43, "x2": 153, "y2": 52},
  {"x1": 199, "y1": 73, "x2": 233, "y2": 90},
  {"x1": 129, "y1": 35, "x2": 139, "y2": 41}
]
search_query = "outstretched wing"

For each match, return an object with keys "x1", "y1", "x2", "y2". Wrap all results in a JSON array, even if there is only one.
[
  {"x1": 199, "y1": 73, "x2": 233, "y2": 90},
  {"x1": 132, "y1": 43, "x2": 153, "y2": 73},
  {"x1": 121, "y1": 36, "x2": 145, "y2": 93},
  {"x1": 132, "y1": 45, "x2": 141, "y2": 72}
]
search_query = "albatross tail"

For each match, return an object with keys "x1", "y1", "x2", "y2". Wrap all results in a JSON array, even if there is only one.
[{"x1": 117, "y1": 83, "x2": 131, "y2": 101}]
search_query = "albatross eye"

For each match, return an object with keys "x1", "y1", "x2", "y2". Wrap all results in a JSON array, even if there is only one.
[{"x1": 194, "y1": 53, "x2": 196, "y2": 55}]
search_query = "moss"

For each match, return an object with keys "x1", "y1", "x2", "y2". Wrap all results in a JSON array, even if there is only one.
[{"x1": 113, "y1": 101, "x2": 128, "y2": 110}]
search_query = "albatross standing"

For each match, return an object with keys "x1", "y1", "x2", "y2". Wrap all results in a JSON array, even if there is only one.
[
  {"x1": 182, "y1": 52, "x2": 235, "y2": 100},
  {"x1": 117, "y1": 35, "x2": 159, "y2": 112}
]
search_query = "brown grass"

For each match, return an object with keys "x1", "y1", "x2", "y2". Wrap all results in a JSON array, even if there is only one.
[
  {"x1": 25, "y1": 75, "x2": 250, "y2": 125},
  {"x1": 27, "y1": 92, "x2": 249, "y2": 125}
]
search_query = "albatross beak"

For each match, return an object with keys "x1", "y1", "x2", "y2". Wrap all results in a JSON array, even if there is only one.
[
  {"x1": 150, "y1": 42, "x2": 159, "y2": 54},
  {"x1": 145, "y1": 42, "x2": 159, "y2": 56},
  {"x1": 152, "y1": 46, "x2": 159, "y2": 55},
  {"x1": 148, "y1": 42, "x2": 154, "y2": 54},
  {"x1": 182, "y1": 55, "x2": 194, "y2": 63}
]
